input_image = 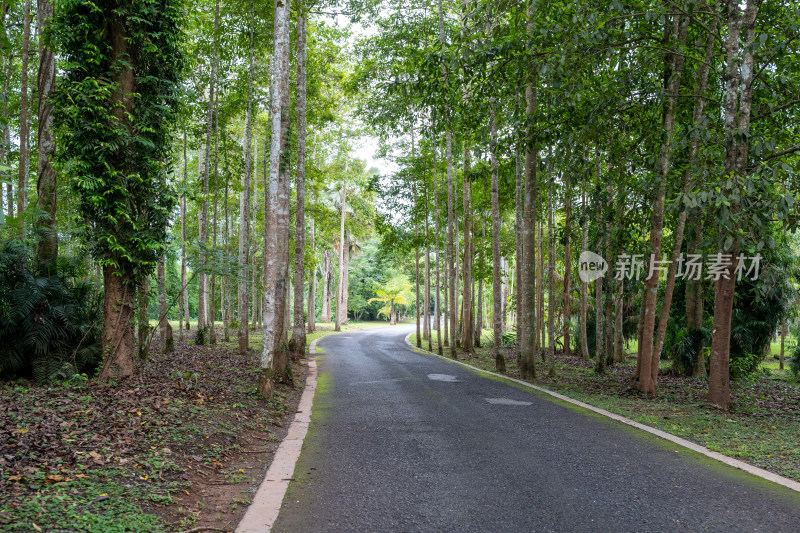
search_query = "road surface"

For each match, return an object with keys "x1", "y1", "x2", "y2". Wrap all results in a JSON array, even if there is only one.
[{"x1": 272, "y1": 325, "x2": 800, "y2": 532}]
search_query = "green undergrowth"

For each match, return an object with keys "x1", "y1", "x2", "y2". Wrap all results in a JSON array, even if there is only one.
[
  {"x1": 409, "y1": 333, "x2": 800, "y2": 482},
  {"x1": 0, "y1": 326, "x2": 297, "y2": 532}
]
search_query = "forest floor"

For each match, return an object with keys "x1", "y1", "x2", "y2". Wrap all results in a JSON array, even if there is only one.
[
  {"x1": 0, "y1": 320, "x2": 396, "y2": 533},
  {"x1": 410, "y1": 331, "x2": 800, "y2": 483}
]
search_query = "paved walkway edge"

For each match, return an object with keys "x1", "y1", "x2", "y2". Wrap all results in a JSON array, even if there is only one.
[
  {"x1": 235, "y1": 339, "x2": 321, "y2": 533},
  {"x1": 404, "y1": 332, "x2": 800, "y2": 494}
]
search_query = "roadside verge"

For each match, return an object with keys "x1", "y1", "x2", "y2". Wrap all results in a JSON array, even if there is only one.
[
  {"x1": 404, "y1": 332, "x2": 800, "y2": 494},
  {"x1": 235, "y1": 338, "x2": 321, "y2": 533}
]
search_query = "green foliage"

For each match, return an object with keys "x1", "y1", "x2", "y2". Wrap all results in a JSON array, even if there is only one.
[
  {"x1": 501, "y1": 331, "x2": 516, "y2": 348},
  {"x1": 0, "y1": 242, "x2": 102, "y2": 382},
  {"x1": 790, "y1": 346, "x2": 800, "y2": 380},
  {"x1": 52, "y1": 0, "x2": 183, "y2": 285}
]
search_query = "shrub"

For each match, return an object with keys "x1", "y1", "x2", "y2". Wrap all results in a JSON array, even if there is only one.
[{"x1": 0, "y1": 242, "x2": 102, "y2": 382}]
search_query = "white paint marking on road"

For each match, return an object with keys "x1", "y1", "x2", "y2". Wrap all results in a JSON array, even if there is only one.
[
  {"x1": 427, "y1": 373, "x2": 461, "y2": 382},
  {"x1": 485, "y1": 397, "x2": 533, "y2": 406},
  {"x1": 353, "y1": 378, "x2": 407, "y2": 385},
  {"x1": 236, "y1": 338, "x2": 321, "y2": 533},
  {"x1": 404, "y1": 332, "x2": 800, "y2": 494}
]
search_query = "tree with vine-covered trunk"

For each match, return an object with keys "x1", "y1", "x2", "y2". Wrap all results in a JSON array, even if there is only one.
[{"x1": 53, "y1": 0, "x2": 181, "y2": 381}]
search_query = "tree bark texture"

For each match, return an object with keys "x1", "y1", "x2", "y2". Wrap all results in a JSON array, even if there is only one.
[
  {"x1": 260, "y1": 0, "x2": 290, "y2": 396},
  {"x1": 35, "y1": 0, "x2": 57, "y2": 269},
  {"x1": 291, "y1": 3, "x2": 308, "y2": 358}
]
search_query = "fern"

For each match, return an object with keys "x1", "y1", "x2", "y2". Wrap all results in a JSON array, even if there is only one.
[{"x1": 0, "y1": 242, "x2": 102, "y2": 382}]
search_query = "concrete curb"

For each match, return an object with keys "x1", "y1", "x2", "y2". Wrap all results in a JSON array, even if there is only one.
[
  {"x1": 235, "y1": 338, "x2": 322, "y2": 533},
  {"x1": 404, "y1": 332, "x2": 800, "y2": 494}
]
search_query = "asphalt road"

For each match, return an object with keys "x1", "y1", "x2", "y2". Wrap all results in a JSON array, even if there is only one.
[{"x1": 271, "y1": 325, "x2": 800, "y2": 533}]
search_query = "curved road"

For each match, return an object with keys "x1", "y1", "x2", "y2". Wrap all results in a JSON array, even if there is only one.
[{"x1": 272, "y1": 325, "x2": 800, "y2": 532}]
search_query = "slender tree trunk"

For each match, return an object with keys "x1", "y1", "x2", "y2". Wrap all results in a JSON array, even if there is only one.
[
  {"x1": 546, "y1": 154, "x2": 556, "y2": 375},
  {"x1": 515, "y1": 134, "x2": 523, "y2": 340},
  {"x1": 634, "y1": 11, "x2": 690, "y2": 394},
  {"x1": 537, "y1": 218, "x2": 545, "y2": 357},
  {"x1": 1, "y1": 49, "x2": 12, "y2": 221},
  {"x1": 415, "y1": 215, "x2": 421, "y2": 345},
  {"x1": 35, "y1": 0, "x2": 57, "y2": 270},
  {"x1": 519, "y1": 3, "x2": 539, "y2": 379},
  {"x1": 335, "y1": 184, "x2": 347, "y2": 332},
  {"x1": 16, "y1": 0, "x2": 30, "y2": 233},
  {"x1": 307, "y1": 218, "x2": 316, "y2": 333},
  {"x1": 425, "y1": 175, "x2": 432, "y2": 351},
  {"x1": 321, "y1": 249, "x2": 332, "y2": 322},
  {"x1": 437, "y1": 0, "x2": 456, "y2": 359},
  {"x1": 158, "y1": 258, "x2": 173, "y2": 353},
  {"x1": 180, "y1": 128, "x2": 189, "y2": 337},
  {"x1": 137, "y1": 279, "x2": 149, "y2": 360},
  {"x1": 594, "y1": 178, "x2": 605, "y2": 373},
  {"x1": 291, "y1": 2, "x2": 308, "y2": 358},
  {"x1": 686, "y1": 221, "x2": 705, "y2": 376},
  {"x1": 461, "y1": 142, "x2": 473, "y2": 353},
  {"x1": 562, "y1": 176, "x2": 572, "y2": 356},
  {"x1": 238, "y1": 10, "x2": 254, "y2": 355},
  {"x1": 655, "y1": 1, "x2": 719, "y2": 380},
  {"x1": 342, "y1": 238, "x2": 350, "y2": 326},
  {"x1": 709, "y1": 0, "x2": 758, "y2": 409},
  {"x1": 434, "y1": 143, "x2": 443, "y2": 355},
  {"x1": 581, "y1": 189, "x2": 590, "y2": 361},
  {"x1": 209, "y1": 90, "x2": 219, "y2": 345},
  {"x1": 490, "y1": 102, "x2": 504, "y2": 371},
  {"x1": 780, "y1": 320, "x2": 786, "y2": 370}
]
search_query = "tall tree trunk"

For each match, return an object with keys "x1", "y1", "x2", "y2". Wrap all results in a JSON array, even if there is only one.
[
  {"x1": 686, "y1": 221, "x2": 705, "y2": 376},
  {"x1": 16, "y1": 0, "x2": 30, "y2": 233},
  {"x1": 515, "y1": 132, "x2": 523, "y2": 338},
  {"x1": 137, "y1": 279, "x2": 149, "y2": 360},
  {"x1": 424, "y1": 173, "x2": 432, "y2": 351},
  {"x1": 180, "y1": 128, "x2": 189, "y2": 338},
  {"x1": 537, "y1": 218, "x2": 545, "y2": 356},
  {"x1": 490, "y1": 101, "x2": 504, "y2": 371},
  {"x1": 35, "y1": 0, "x2": 57, "y2": 271},
  {"x1": 780, "y1": 319, "x2": 786, "y2": 370},
  {"x1": 1, "y1": 50, "x2": 12, "y2": 221},
  {"x1": 158, "y1": 257, "x2": 173, "y2": 353},
  {"x1": 342, "y1": 238, "x2": 350, "y2": 326},
  {"x1": 580, "y1": 188, "x2": 589, "y2": 360},
  {"x1": 461, "y1": 142, "x2": 474, "y2": 353},
  {"x1": 415, "y1": 219, "x2": 421, "y2": 345},
  {"x1": 98, "y1": 265, "x2": 136, "y2": 380},
  {"x1": 709, "y1": 0, "x2": 758, "y2": 409},
  {"x1": 434, "y1": 142, "x2": 443, "y2": 355},
  {"x1": 223, "y1": 135, "x2": 231, "y2": 341},
  {"x1": 209, "y1": 91, "x2": 219, "y2": 346},
  {"x1": 291, "y1": 2, "x2": 308, "y2": 359},
  {"x1": 99, "y1": 20, "x2": 139, "y2": 380},
  {"x1": 653, "y1": 1, "x2": 719, "y2": 381},
  {"x1": 634, "y1": 11, "x2": 690, "y2": 394},
  {"x1": 307, "y1": 218, "x2": 316, "y2": 333},
  {"x1": 594, "y1": 178, "x2": 605, "y2": 373},
  {"x1": 335, "y1": 184, "x2": 347, "y2": 332},
  {"x1": 519, "y1": 3, "x2": 538, "y2": 379},
  {"x1": 321, "y1": 249, "x2": 332, "y2": 322},
  {"x1": 562, "y1": 176, "x2": 572, "y2": 355},
  {"x1": 546, "y1": 153, "x2": 556, "y2": 375},
  {"x1": 437, "y1": 0, "x2": 456, "y2": 359},
  {"x1": 238, "y1": 9, "x2": 254, "y2": 355},
  {"x1": 261, "y1": 0, "x2": 290, "y2": 396}
]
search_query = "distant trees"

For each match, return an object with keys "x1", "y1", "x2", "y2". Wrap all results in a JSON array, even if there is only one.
[{"x1": 354, "y1": 0, "x2": 800, "y2": 409}]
